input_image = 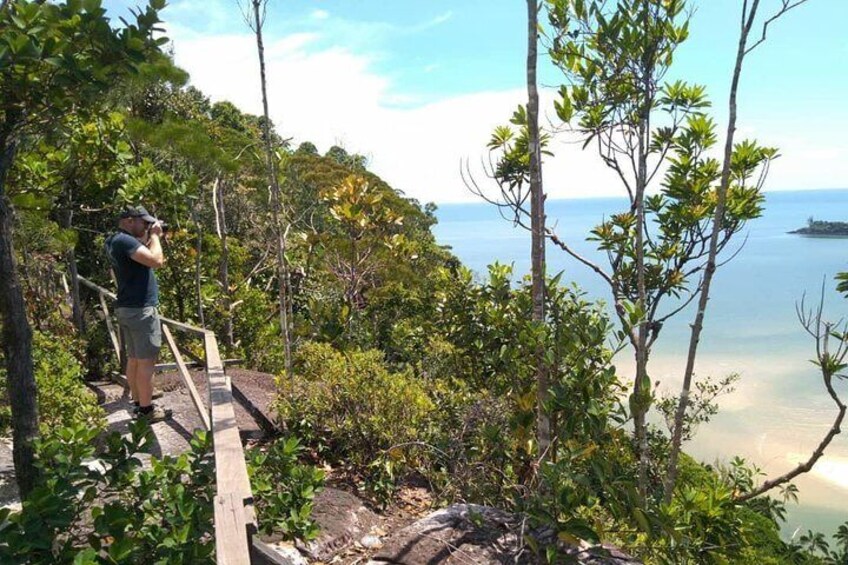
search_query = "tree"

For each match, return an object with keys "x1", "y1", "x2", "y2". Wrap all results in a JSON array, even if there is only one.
[
  {"x1": 325, "y1": 145, "x2": 367, "y2": 171},
  {"x1": 732, "y1": 282, "x2": 846, "y2": 504},
  {"x1": 525, "y1": 0, "x2": 552, "y2": 465},
  {"x1": 664, "y1": 0, "x2": 811, "y2": 501},
  {"x1": 239, "y1": 0, "x2": 293, "y2": 380},
  {"x1": 0, "y1": 0, "x2": 164, "y2": 497},
  {"x1": 12, "y1": 112, "x2": 135, "y2": 334},
  {"x1": 546, "y1": 0, "x2": 774, "y2": 500},
  {"x1": 320, "y1": 174, "x2": 404, "y2": 335}
]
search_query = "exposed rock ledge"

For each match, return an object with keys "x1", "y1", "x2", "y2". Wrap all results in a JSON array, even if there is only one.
[{"x1": 255, "y1": 490, "x2": 640, "y2": 564}]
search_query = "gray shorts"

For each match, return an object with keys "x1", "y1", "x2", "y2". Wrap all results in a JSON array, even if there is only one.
[{"x1": 115, "y1": 306, "x2": 162, "y2": 360}]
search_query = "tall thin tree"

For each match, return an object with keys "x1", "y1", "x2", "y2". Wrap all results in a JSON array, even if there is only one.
[
  {"x1": 240, "y1": 0, "x2": 294, "y2": 380},
  {"x1": 664, "y1": 0, "x2": 811, "y2": 502},
  {"x1": 213, "y1": 176, "x2": 235, "y2": 348},
  {"x1": 526, "y1": 0, "x2": 551, "y2": 461}
]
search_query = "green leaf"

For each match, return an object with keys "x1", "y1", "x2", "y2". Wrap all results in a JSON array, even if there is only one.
[
  {"x1": 562, "y1": 518, "x2": 600, "y2": 544},
  {"x1": 108, "y1": 536, "x2": 135, "y2": 561},
  {"x1": 73, "y1": 549, "x2": 99, "y2": 565},
  {"x1": 632, "y1": 507, "x2": 650, "y2": 533},
  {"x1": 10, "y1": 14, "x2": 28, "y2": 30},
  {"x1": 555, "y1": 87, "x2": 574, "y2": 122}
]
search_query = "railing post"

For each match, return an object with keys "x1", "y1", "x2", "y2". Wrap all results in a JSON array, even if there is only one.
[{"x1": 97, "y1": 293, "x2": 122, "y2": 371}]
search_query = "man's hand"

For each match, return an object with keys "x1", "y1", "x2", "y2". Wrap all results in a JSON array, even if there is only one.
[
  {"x1": 131, "y1": 222, "x2": 165, "y2": 268},
  {"x1": 149, "y1": 221, "x2": 164, "y2": 237}
]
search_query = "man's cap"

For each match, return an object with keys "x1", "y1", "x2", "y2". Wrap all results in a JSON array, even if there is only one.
[{"x1": 120, "y1": 205, "x2": 158, "y2": 223}]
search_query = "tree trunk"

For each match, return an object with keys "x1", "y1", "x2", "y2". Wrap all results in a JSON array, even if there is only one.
[
  {"x1": 632, "y1": 171, "x2": 650, "y2": 502},
  {"x1": 0, "y1": 139, "x2": 40, "y2": 498},
  {"x1": 59, "y1": 195, "x2": 85, "y2": 334},
  {"x1": 630, "y1": 1, "x2": 654, "y2": 501},
  {"x1": 663, "y1": 0, "x2": 760, "y2": 503},
  {"x1": 252, "y1": 0, "x2": 293, "y2": 380},
  {"x1": 214, "y1": 177, "x2": 234, "y2": 349},
  {"x1": 191, "y1": 204, "x2": 205, "y2": 327},
  {"x1": 66, "y1": 249, "x2": 84, "y2": 333},
  {"x1": 526, "y1": 0, "x2": 550, "y2": 463}
]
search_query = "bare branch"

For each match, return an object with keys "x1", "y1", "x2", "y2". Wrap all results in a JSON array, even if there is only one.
[
  {"x1": 745, "y1": 0, "x2": 811, "y2": 55},
  {"x1": 235, "y1": 0, "x2": 254, "y2": 30},
  {"x1": 714, "y1": 231, "x2": 750, "y2": 269},
  {"x1": 655, "y1": 280, "x2": 704, "y2": 325},
  {"x1": 735, "y1": 285, "x2": 847, "y2": 502},
  {"x1": 547, "y1": 229, "x2": 615, "y2": 288}
]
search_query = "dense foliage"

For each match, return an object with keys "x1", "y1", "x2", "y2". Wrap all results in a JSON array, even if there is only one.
[
  {"x1": 0, "y1": 423, "x2": 215, "y2": 564},
  {"x1": 1, "y1": 0, "x2": 846, "y2": 563},
  {"x1": 0, "y1": 331, "x2": 104, "y2": 437}
]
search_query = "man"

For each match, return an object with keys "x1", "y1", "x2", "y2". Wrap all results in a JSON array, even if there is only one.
[{"x1": 105, "y1": 205, "x2": 171, "y2": 422}]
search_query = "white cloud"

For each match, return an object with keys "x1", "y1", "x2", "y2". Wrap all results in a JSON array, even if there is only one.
[
  {"x1": 162, "y1": 0, "x2": 242, "y2": 33},
  {"x1": 166, "y1": 24, "x2": 846, "y2": 205},
  {"x1": 415, "y1": 11, "x2": 453, "y2": 30},
  {"x1": 311, "y1": 9, "x2": 330, "y2": 21},
  {"x1": 763, "y1": 138, "x2": 848, "y2": 192},
  {"x1": 167, "y1": 25, "x2": 620, "y2": 203}
]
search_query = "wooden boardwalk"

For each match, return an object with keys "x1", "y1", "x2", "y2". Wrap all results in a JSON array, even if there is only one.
[{"x1": 78, "y1": 277, "x2": 262, "y2": 564}]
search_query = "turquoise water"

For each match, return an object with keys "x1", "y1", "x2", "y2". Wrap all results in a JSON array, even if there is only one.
[{"x1": 433, "y1": 188, "x2": 848, "y2": 538}]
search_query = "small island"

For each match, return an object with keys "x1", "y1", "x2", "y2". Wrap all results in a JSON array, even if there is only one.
[{"x1": 790, "y1": 217, "x2": 848, "y2": 237}]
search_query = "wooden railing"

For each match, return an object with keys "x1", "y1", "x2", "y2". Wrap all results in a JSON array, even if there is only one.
[{"x1": 77, "y1": 276, "x2": 256, "y2": 565}]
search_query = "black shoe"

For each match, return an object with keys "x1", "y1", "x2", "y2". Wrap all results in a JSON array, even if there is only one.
[{"x1": 135, "y1": 405, "x2": 172, "y2": 423}]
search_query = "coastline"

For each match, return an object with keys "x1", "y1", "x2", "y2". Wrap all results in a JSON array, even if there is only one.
[
  {"x1": 434, "y1": 188, "x2": 848, "y2": 542},
  {"x1": 789, "y1": 233, "x2": 848, "y2": 239}
]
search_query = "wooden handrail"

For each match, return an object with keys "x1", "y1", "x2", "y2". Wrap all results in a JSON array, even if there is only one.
[
  {"x1": 76, "y1": 277, "x2": 208, "y2": 335},
  {"x1": 207, "y1": 331, "x2": 256, "y2": 563},
  {"x1": 98, "y1": 292, "x2": 122, "y2": 364},
  {"x1": 77, "y1": 275, "x2": 116, "y2": 300},
  {"x1": 162, "y1": 324, "x2": 211, "y2": 431},
  {"x1": 76, "y1": 275, "x2": 255, "y2": 564}
]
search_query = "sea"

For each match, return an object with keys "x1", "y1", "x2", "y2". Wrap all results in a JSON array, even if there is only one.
[{"x1": 433, "y1": 188, "x2": 848, "y2": 540}]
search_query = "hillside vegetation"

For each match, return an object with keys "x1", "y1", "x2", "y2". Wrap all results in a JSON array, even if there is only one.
[{"x1": 0, "y1": 1, "x2": 846, "y2": 564}]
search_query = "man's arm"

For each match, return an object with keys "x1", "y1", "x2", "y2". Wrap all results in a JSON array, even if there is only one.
[{"x1": 130, "y1": 225, "x2": 164, "y2": 268}]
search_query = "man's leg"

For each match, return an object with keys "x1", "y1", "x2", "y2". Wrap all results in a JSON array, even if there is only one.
[
  {"x1": 134, "y1": 308, "x2": 169, "y2": 421},
  {"x1": 126, "y1": 357, "x2": 140, "y2": 402},
  {"x1": 135, "y1": 357, "x2": 157, "y2": 407}
]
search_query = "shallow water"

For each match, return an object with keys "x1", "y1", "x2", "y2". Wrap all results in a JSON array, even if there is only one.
[{"x1": 433, "y1": 188, "x2": 848, "y2": 538}]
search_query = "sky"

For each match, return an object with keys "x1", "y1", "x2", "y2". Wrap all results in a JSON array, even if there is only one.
[{"x1": 103, "y1": 0, "x2": 848, "y2": 203}]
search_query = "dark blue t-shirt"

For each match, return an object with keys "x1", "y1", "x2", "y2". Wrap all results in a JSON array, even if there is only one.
[{"x1": 105, "y1": 230, "x2": 159, "y2": 308}]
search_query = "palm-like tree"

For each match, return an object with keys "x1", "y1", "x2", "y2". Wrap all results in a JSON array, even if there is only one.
[
  {"x1": 830, "y1": 522, "x2": 848, "y2": 564},
  {"x1": 799, "y1": 529, "x2": 831, "y2": 556}
]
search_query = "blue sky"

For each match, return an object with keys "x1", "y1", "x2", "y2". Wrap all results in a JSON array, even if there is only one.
[{"x1": 104, "y1": 0, "x2": 848, "y2": 202}]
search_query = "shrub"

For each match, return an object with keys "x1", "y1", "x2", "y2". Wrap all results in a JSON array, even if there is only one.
[
  {"x1": 426, "y1": 390, "x2": 518, "y2": 506},
  {"x1": 229, "y1": 285, "x2": 278, "y2": 366},
  {"x1": 0, "y1": 330, "x2": 104, "y2": 436},
  {"x1": 0, "y1": 422, "x2": 215, "y2": 563},
  {"x1": 82, "y1": 310, "x2": 120, "y2": 380},
  {"x1": 275, "y1": 342, "x2": 434, "y2": 469},
  {"x1": 247, "y1": 436, "x2": 325, "y2": 540},
  {"x1": 249, "y1": 323, "x2": 290, "y2": 375}
]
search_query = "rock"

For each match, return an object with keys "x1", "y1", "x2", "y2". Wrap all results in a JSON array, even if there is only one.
[
  {"x1": 367, "y1": 503, "x2": 641, "y2": 565},
  {"x1": 359, "y1": 534, "x2": 383, "y2": 549},
  {"x1": 561, "y1": 539, "x2": 642, "y2": 564},
  {"x1": 297, "y1": 487, "x2": 380, "y2": 561},
  {"x1": 578, "y1": 543, "x2": 641, "y2": 564},
  {"x1": 252, "y1": 540, "x2": 309, "y2": 565},
  {"x1": 368, "y1": 503, "x2": 528, "y2": 564}
]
